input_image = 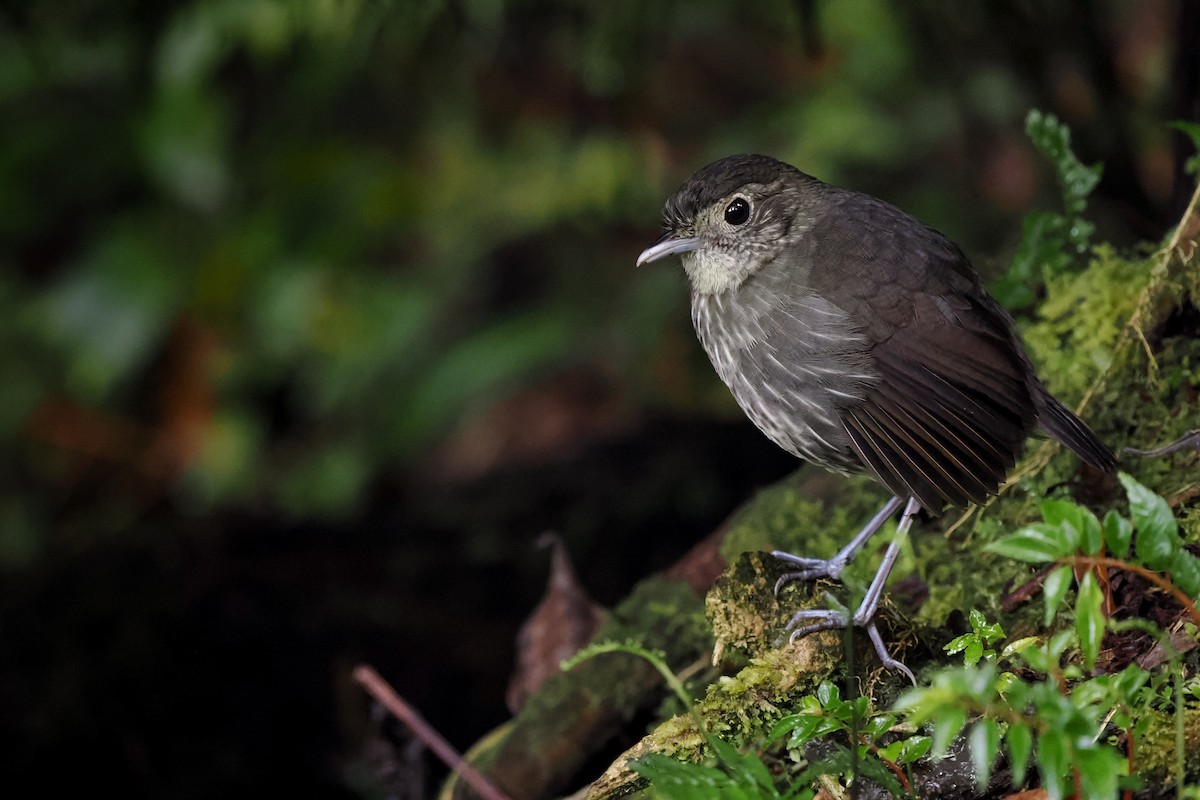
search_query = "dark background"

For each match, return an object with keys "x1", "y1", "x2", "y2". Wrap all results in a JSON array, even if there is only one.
[{"x1": 0, "y1": 0, "x2": 1195, "y2": 796}]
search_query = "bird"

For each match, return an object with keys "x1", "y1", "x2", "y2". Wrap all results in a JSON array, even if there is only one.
[{"x1": 637, "y1": 154, "x2": 1116, "y2": 682}]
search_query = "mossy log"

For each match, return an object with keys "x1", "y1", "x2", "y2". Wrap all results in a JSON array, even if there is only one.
[{"x1": 451, "y1": 187, "x2": 1200, "y2": 800}]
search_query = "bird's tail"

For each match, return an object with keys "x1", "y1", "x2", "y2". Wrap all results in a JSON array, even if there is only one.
[{"x1": 1033, "y1": 385, "x2": 1117, "y2": 471}]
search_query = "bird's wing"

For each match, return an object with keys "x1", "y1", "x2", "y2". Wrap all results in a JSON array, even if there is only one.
[{"x1": 806, "y1": 194, "x2": 1035, "y2": 511}]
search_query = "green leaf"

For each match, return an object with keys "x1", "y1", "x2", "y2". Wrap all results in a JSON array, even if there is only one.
[
  {"x1": 710, "y1": 736, "x2": 775, "y2": 791},
  {"x1": 1102, "y1": 510, "x2": 1132, "y2": 560},
  {"x1": 708, "y1": 735, "x2": 740, "y2": 764},
  {"x1": 1173, "y1": 551, "x2": 1200, "y2": 599},
  {"x1": 631, "y1": 753, "x2": 732, "y2": 797},
  {"x1": 1000, "y1": 637, "x2": 1040, "y2": 660},
  {"x1": 1111, "y1": 663, "x2": 1153, "y2": 697},
  {"x1": 790, "y1": 715, "x2": 831, "y2": 744},
  {"x1": 1076, "y1": 744, "x2": 1123, "y2": 800},
  {"x1": 879, "y1": 734, "x2": 932, "y2": 766},
  {"x1": 1120, "y1": 472, "x2": 1178, "y2": 570},
  {"x1": 1021, "y1": 630, "x2": 1074, "y2": 673},
  {"x1": 986, "y1": 523, "x2": 1071, "y2": 562},
  {"x1": 968, "y1": 718, "x2": 1001, "y2": 788},
  {"x1": 994, "y1": 110, "x2": 1100, "y2": 308},
  {"x1": 1026, "y1": 109, "x2": 1103, "y2": 221},
  {"x1": 1075, "y1": 571, "x2": 1105, "y2": 672},
  {"x1": 1006, "y1": 722, "x2": 1033, "y2": 786},
  {"x1": 863, "y1": 713, "x2": 896, "y2": 740},
  {"x1": 1080, "y1": 508, "x2": 1103, "y2": 556},
  {"x1": 846, "y1": 695, "x2": 871, "y2": 724},
  {"x1": 1043, "y1": 565, "x2": 1073, "y2": 627},
  {"x1": 771, "y1": 714, "x2": 817, "y2": 746},
  {"x1": 895, "y1": 735, "x2": 931, "y2": 765},
  {"x1": 993, "y1": 211, "x2": 1063, "y2": 307},
  {"x1": 1046, "y1": 629, "x2": 1075, "y2": 659},
  {"x1": 1040, "y1": 498, "x2": 1084, "y2": 530},
  {"x1": 1036, "y1": 729, "x2": 1070, "y2": 800},
  {"x1": 945, "y1": 612, "x2": 1002, "y2": 666},
  {"x1": 931, "y1": 708, "x2": 967, "y2": 758},
  {"x1": 944, "y1": 633, "x2": 973, "y2": 656},
  {"x1": 970, "y1": 610, "x2": 1005, "y2": 643}
]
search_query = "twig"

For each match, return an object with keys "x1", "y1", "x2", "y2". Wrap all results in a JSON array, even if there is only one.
[
  {"x1": 352, "y1": 664, "x2": 513, "y2": 800},
  {"x1": 1069, "y1": 556, "x2": 1200, "y2": 628}
]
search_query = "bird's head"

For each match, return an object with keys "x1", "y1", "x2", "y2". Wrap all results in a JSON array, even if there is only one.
[{"x1": 636, "y1": 154, "x2": 826, "y2": 295}]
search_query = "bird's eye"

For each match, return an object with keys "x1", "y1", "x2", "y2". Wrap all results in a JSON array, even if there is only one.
[{"x1": 724, "y1": 197, "x2": 751, "y2": 225}]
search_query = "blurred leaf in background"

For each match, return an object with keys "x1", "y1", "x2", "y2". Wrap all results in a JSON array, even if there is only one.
[
  {"x1": 3, "y1": 0, "x2": 1186, "y2": 534},
  {"x1": 0, "y1": 0, "x2": 1191, "y2": 794}
]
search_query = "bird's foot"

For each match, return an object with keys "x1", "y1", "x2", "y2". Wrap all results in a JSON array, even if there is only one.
[
  {"x1": 784, "y1": 608, "x2": 915, "y2": 684},
  {"x1": 770, "y1": 495, "x2": 905, "y2": 595},
  {"x1": 771, "y1": 550, "x2": 849, "y2": 592},
  {"x1": 771, "y1": 496, "x2": 919, "y2": 683}
]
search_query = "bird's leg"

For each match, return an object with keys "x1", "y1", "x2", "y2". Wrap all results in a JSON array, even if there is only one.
[
  {"x1": 772, "y1": 495, "x2": 903, "y2": 590},
  {"x1": 1122, "y1": 428, "x2": 1200, "y2": 458},
  {"x1": 782, "y1": 496, "x2": 922, "y2": 683}
]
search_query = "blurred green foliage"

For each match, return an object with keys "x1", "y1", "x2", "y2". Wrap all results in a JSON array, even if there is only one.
[
  {"x1": 0, "y1": 0, "x2": 1182, "y2": 560},
  {"x1": 992, "y1": 110, "x2": 1103, "y2": 308},
  {"x1": 0, "y1": 2, "x2": 1190, "y2": 796}
]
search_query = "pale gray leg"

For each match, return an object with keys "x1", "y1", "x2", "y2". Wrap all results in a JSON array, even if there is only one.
[
  {"x1": 772, "y1": 495, "x2": 903, "y2": 589},
  {"x1": 780, "y1": 496, "x2": 922, "y2": 683}
]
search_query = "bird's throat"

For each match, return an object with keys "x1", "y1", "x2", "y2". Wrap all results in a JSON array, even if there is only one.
[{"x1": 682, "y1": 249, "x2": 750, "y2": 296}]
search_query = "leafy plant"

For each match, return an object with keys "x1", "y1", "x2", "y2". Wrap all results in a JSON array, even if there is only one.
[
  {"x1": 770, "y1": 681, "x2": 929, "y2": 797},
  {"x1": 896, "y1": 473, "x2": 1200, "y2": 800},
  {"x1": 992, "y1": 109, "x2": 1103, "y2": 308},
  {"x1": 986, "y1": 473, "x2": 1200, "y2": 644},
  {"x1": 895, "y1": 650, "x2": 1140, "y2": 800},
  {"x1": 944, "y1": 608, "x2": 1007, "y2": 666},
  {"x1": 566, "y1": 640, "x2": 940, "y2": 798},
  {"x1": 566, "y1": 474, "x2": 1200, "y2": 799}
]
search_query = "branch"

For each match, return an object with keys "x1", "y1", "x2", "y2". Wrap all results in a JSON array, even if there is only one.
[{"x1": 353, "y1": 664, "x2": 513, "y2": 800}]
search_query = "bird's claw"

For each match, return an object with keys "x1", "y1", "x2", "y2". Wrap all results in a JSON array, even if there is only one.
[
  {"x1": 784, "y1": 609, "x2": 915, "y2": 685},
  {"x1": 770, "y1": 496, "x2": 919, "y2": 683},
  {"x1": 771, "y1": 551, "x2": 846, "y2": 595}
]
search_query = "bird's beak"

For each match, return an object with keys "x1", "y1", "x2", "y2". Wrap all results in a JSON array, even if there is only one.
[{"x1": 636, "y1": 232, "x2": 702, "y2": 266}]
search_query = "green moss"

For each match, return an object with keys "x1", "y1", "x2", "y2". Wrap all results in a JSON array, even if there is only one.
[
  {"x1": 579, "y1": 201, "x2": 1200, "y2": 799},
  {"x1": 706, "y1": 551, "x2": 781, "y2": 657},
  {"x1": 1134, "y1": 706, "x2": 1200, "y2": 784},
  {"x1": 718, "y1": 468, "x2": 897, "y2": 582},
  {"x1": 1181, "y1": 506, "x2": 1200, "y2": 547},
  {"x1": 1020, "y1": 243, "x2": 1151, "y2": 401},
  {"x1": 637, "y1": 636, "x2": 836, "y2": 767},
  {"x1": 599, "y1": 577, "x2": 714, "y2": 668}
]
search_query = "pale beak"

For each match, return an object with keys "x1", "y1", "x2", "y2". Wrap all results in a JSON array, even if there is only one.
[{"x1": 636, "y1": 233, "x2": 702, "y2": 266}]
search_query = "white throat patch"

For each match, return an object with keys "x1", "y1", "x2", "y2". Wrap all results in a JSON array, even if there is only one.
[{"x1": 682, "y1": 249, "x2": 748, "y2": 296}]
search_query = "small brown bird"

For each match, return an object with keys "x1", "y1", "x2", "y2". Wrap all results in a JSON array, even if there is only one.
[{"x1": 638, "y1": 154, "x2": 1116, "y2": 681}]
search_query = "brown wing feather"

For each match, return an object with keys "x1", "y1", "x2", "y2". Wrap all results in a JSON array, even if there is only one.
[
  {"x1": 842, "y1": 309, "x2": 1036, "y2": 512},
  {"x1": 801, "y1": 191, "x2": 1038, "y2": 511},
  {"x1": 843, "y1": 336, "x2": 1034, "y2": 511},
  {"x1": 796, "y1": 188, "x2": 1113, "y2": 509}
]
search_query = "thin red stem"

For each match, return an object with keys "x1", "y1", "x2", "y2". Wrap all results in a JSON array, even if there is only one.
[
  {"x1": 353, "y1": 664, "x2": 512, "y2": 800},
  {"x1": 1067, "y1": 556, "x2": 1200, "y2": 627}
]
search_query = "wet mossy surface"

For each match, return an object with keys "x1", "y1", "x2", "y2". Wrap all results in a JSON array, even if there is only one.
[
  {"x1": 574, "y1": 218, "x2": 1199, "y2": 797},
  {"x1": 458, "y1": 204, "x2": 1200, "y2": 799}
]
